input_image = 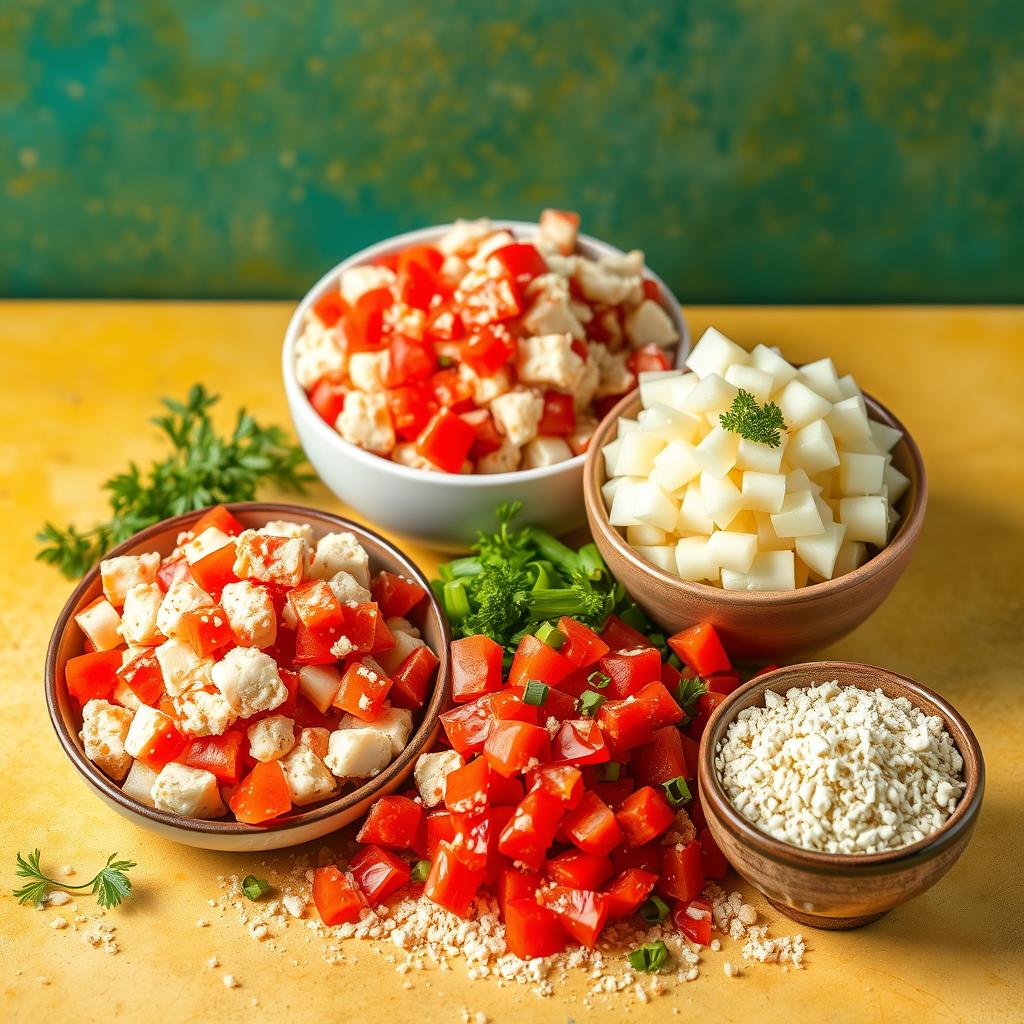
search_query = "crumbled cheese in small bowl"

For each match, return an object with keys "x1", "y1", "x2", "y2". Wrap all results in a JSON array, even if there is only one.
[{"x1": 696, "y1": 662, "x2": 984, "y2": 930}]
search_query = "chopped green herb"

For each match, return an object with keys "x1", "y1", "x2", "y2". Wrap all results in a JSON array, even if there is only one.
[
  {"x1": 719, "y1": 388, "x2": 787, "y2": 447},
  {"x1": 410, "y1": 859, "x2": 432, "y2": 883},
  {"x1": 662, "y1": 775, "x2": 692, "y2": 807},
  {"x1": 587, "y1": 670, "x2": 611, "y2": 690},
  {"x1": 639, "y1": 895, "x2": 670, "y2": 924},
  {"x1": 443, "y1": 579, "x2": 472, "y2": 623},
  {"x1": 535, "y1": 622, "x2": 566, "y2": 650},
  {"x1": 13, "y1": 850, "x2": 136, "y2": 910},
  {"x1": 437, "y1": 355, "x2": 456, "y2": 368},
  {"x1": 599, "y1": 762, "x2": 622, "y2": 782},
  {"x1": 579, "y1": 690, "x2": 606, "y2": 718},
  {"x1": 523, "y1": 679, "x2": 549, "y2": 706},
  {"x1": 627, "y1": 939, "x2": 670, "y2": 973},
  {"x1": 676, "y1": 675, "x2": 707, "y2": 721},
  {"x1": 242, "y1": 875, "x2": 271, "y2": 901}
]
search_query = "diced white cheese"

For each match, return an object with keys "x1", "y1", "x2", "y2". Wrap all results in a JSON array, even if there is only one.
[
  {"x1": 154, "y1": 637, "x2": 201, "y2": 696},
  {"x1": 724, "y1": 363, "x2": 774, "y2": 404},
  {"x1": 735, "y1": 436, "x2": 786, "y2": 474},
  {"x1": 839, "y1": 495, "x2": 890, "y2": 546},
  {"x1": 675, "y1": 536, "x2": 718, "y2": 582},
  {"x1": 339, "y1": 264, "x2": 396, "y2": 306},
  {"x1": 247, "y1": 715, "x2": 297, "y2": 762},
  {"x1": 638, "y1": 402, "x2": 701, "y2": 444},
  {"x1": 298, "y1": 664, "x2": 343, "y2": 714},
  {"x1": 838, "y1": 452, "x2": 886, "y2": 496},
  {"x1": 626, "y1": 524, "x2": 670, "y2": 547},
  {"x1": 75, "y1": 598, "x2": 123, "y2": 652},
  {"x1": 121, "y1": 760, "x2": 159, "y2": 807},
  {"x1": 706, "y1": 531, "x2": 759, "y2": 573},
  {"x1": 746, "y1": 550, "x2": 797, "y2": 591},
  {"x1": 155, "y1": 579, "x2": 213, "y2": 640},
  {"x1": 770, "y1": 490, "x2": 825, "y2": 538},
  {"x1": 685, "y1": 327, "x2": 750, "y2": 379},
  {"x1": 233, "y1": 529, "x2": 308, "y2": 588},
  {"x1": 623, "y1": 299, "x2": 678, "y2": 349},
  {"x1": 260, "y1": 520, "x2": 315, "y2": 546},
  {"x1": 868, "y1": 420, "x2": 903, "y2": 453},
  {"x1": 99, "y1": 552, "x2": 161, "y2": 608},
  {"x1": 295, "y1": 320, "x2": 346, "y2": 389},
  {"x1": 368, "y1": 705, "x2": 413, "y2": 758},
  {"x1": 795, "y1": 521, "x2": 848, "y2": 580},
  {"x1": 776, "y1": 379, "x2": 833, "y2": 431},
  {"x1": 634, "y1": 544, "x2": 677, "y2": 573},
  {"x1": 693, "y1": 424, "x2": 740, "y2": 479},
  {"x1": 575, "y1": 258, "x2": 638, "y2": 305},
  {"x1": 650, "y1": 439, "x2": 701, "y2": 493},
  {"x1": 211, "y1": 647, "x2": 288, "y2": 718},
  {"x1": 173, "y1": 683, "x2": 236, "y2": 738},
  {"x1": 798, "y1": 357, "x2": 844, "y2": 403},
  {"x1": 80, "y1": 699, "x2": 134, "y2": 781},
  {"x1": 438, "y1": 217, "x2": 495, "y2": 256},
  {"x1": 883, "y1": 461, "x2": 911, "y2": 504},
  {"x1": 616, "y1": 431, "x2": 666, "y2": 477},
  {"x1": 826, "y1": 396, "x2": 871, "y2": 443},
  {"x1": 521, "y1": 284, "x2": 585, "y2": 340},
  {"x1": 787, "y1": 419, "x2": 841, "y2": 476},
  {"x1": 120, "y1": 583, "x2": 165, "y2": 646},
  {"x1": 477, "y1": 439, "x2": 522, "y2": 474},
  {"x1": 630, "y1": 481, "x2": 679, "y2": 532},
  {"x1": 516, "y1": 333, "x2": 585, "y2": 391},
  {"x1": 220, "y1": 580, "x2": 278, "y2": 649},
  {"x1": 152, "y1": 763, "x2": 226, "y2": 819},
  {"x1": 325, "y1": 728, "x2": 393, "y2": 779},
  {"x1": 833, "y1": 539, "x2": 868, "y2": 576},
  {"x1": 490, "y1": 390, "x2": 544, "y2": 448},
  {"x1": 749, "y1": 344, "x2": 798, "y2": 388},
  {"x1": 280, "y1": 746, "x2": 338, "y2": 806},
  {"x1": 741, "y1": 471, "x2": 787, "y2": 513},
  {"x1": 638, "y1": 370, "x2": 683, "y2": 408},
  {"x1": 310, "y1": 532, "x2": 370, "y2": 589},
  {"x1": 413, "y1": 750, "x2": 464, "y2": 807},
  {"x1": 677, "y1": 483, "x2": 715, "y2": 534},
  {"x1": 684, "y1": 373, "x2": 739, "y2": 414},
  {"x1": 522, "y1": 436, "x2": 574, "y2": 469},
  {"x1": 700, "y1": 472, "x2": 744, "y2": 529},
  {"x1": 337, "y1": 391, "x2": 396, "y2": 456}
]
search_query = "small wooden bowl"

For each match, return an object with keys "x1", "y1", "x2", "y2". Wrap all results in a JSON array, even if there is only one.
[
  {"x1": 45, "y1": 502, "x2": 451, "y2": 852},
  {"x1": 583, "y1": 389, "x2": 926, "y2": 662},
  {"x1": 697, "y1": 662, "x2": 984, "y2": 929}
]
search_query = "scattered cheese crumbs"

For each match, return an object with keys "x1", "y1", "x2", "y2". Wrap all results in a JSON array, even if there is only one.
[
  {"x1": 223, "y1": 974, "x2": 239, "y2": 988},
  {"x1": 207, "y1": 955, "x2": 220, "y2": 969},
  {"x1": 47, "y1": 891, "x2": 71, "y2": 906},
  {"x1": 50, "y1": 916, "x2": 68, "y2": 930},
  {"x1": 82, "y1": 921, "x2": 119, "y2": 955},
  {"x1": 37, "y1": 976, "x2": 51, "y2": 986},
  {"x1": 282, "y1": 895, "x2": 306, "y2": 918},
  {"x1": 723, "y1": 961, "x2": 741, "y2": 977},
  {"x1": 196, "y1": 918, "x2": 209, "y2": 928}
]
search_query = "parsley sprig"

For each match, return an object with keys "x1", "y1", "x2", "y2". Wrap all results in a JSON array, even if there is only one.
[
  {"x1": 37, "y1": 385, "x2": 313, "y2": 578},
  {"x1": 719, "y1": 389, "x2": 787, "y2": 447},
  {"x1": 14, "y1": 850, "x2": 136, "y2": 909}
]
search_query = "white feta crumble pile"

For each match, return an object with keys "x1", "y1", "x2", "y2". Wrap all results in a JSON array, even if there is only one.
[{"x1": 715, "y1": 680, "x2": 966, "y2": 853}]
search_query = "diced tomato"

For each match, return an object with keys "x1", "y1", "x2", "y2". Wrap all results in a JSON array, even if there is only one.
[
  {"x1": 497, "y1": 791, "x2": 565, "y2": 870},
  {"x1": 642, "y1": 278, "x2": 661, "y2": 303},
  {"x1": 596, "y1": 696, "x2": 655, "y2": 756},
  {"x1": 156, "y1": 556, "x2": 188, "y2": 592},
  {"x1": 397, "y1": 243, "x2": 444, "y2": 278},
  {"x1": 178, "y1": 731, "x2": 245, "y2": 785},
  {"x1": 177, "y1": 605, "x2": 233, "y2": 657},
  {"x1": 590, "y1": 776, "x2": 635, "y2": 810},
  {"x1": 458, "y1": 275, "x2": 522, "y2": 326},
  {"x1": 557, "y1": 617, "x2": 609, "y2": 669},
  {"x1": 504, "y1": 898, "x2": 568, "y2": 958},
  {"x1": 333, "y1": 657, "x2": 393, "y2": 721},
  {"x1": 357, "y1": 795, "x2": 423, "y2": 850},
  {"x1": 312, "y1": 291, "x2": 348, "y2": 328},
  {"x1": 460, "y1": 327, "x2": 516, "y2": 378},
  {"x1": 507, "y1": 634, "x2": 574, "y2": 691},
  {"x1": 551, "y1": 718, "x2": 610, "y2": 766},
  {"x1": 345, "y1": 287, "x2": 393, "y2": 350},
  {"x1": 598, "y1": 647, "x2": 662, "y2": 699},
  {"x1": 229, "y1": 760, "x2": 292, "y2": 825},
  {"x1": 603, "y1": 867, "x2": 659, "y2": 920},
  {"x1": 686, "y1": 691, "x2": 729, "y2": 740},
  {"x1": 484, "y1": 720, "x2": 550, "y2": 778},
  {"x1": 430, "y1": 367, "x2": 475, "y2": 412},
  {"x1": 440, "y1": 698, "x2": 492, "y2": 756},
  {"x1": 562, "y1": 791, "x2": 624, "y2": 858},
  {"x1": 467, "y1": 411, "x2": 504, "y2": 460},
  {"x1": 424, "y1": 840, "x2": 485, "y2": 918},
  {"x1": 612, "y1": 841, "x2": 663, "y2": 877},
  {"x1": 496, "y1": 865, "x2": 542, "y2": 916},
  {"x1": 615, "y1": 786, "x2": 676, "y2": 847},
  {"x1": 689, "y1": 787, "x2": 707, "y2": 833},
  {"x1": 188, "y1": 541, "x2": 238, "y2": 595},
  {"x1": 667, "y1": 623, "x2": 732, "y2": 676},
  {"x1": 425, "y1": 301, "x2": 464, "y2": 341},
  {"x1": 350, "y1": 844, "x2": 410, "y2": 906},
  {"x1": 288, "y1": 580, "x2": 344, "y2": 632},
  {"x1": 133, "y1": 708, "x2": 188, "y2": 769},
  {"x1": 397, "y1": 260, "x2": 444, "y2": 311},
  {"x1": 424, "y1": 809, "x2": 457, "y2": 860},
  {"x1": 294, "y1": 622, "x2": 340, "y2": 665},
  {"x1": 599, "y1": 614, "x2": 650, "y2": 652},
  {"x1": 536, "y1": 885, "x2": 609, "y2": 948},
  {"x1": 371, "y1": 571, "x2": 427, "y2": 619},
  {"x1": 487, "y1": 690, "x2": 538, "y2": 725},
  {"x1": 415, "y1": 408, "x2": 476, "y2": 473},
  {"x1": 631, "y1": 726, "x2": 690, "y2": 789},
  {"x1": 660, "y1": 840, "x2": 705, "y2": 902},
  {"x1": 309, "y1": 375, "x2": 346, "y2": 425},
  {"x1": 490, "y1": 242, "x2": 548, "y2": 285},
  {"x1": 699, "y1": 826, "x2": 729, "y2": 880},
  {"x1": 672, "y1": 896, "x2": 713, "y2": 946},
  {"x1": 312, "y1": 865, "x2": 364, "y2": 925},
  {"x1": 66, "y1": 649, "x2": 122, "y2": 706},
  {"x1": 451, "y1": 634, "x2": 504, "y2": 703},
  {"x1": 525, "y1": 764, "x2": 584, "y2": 808},
  {"x1": 193, "y1": 504, "x2": 245, "y2": 538},
  {"x1": 342, "y1": 601, "x2": 395, "y2": 655},
  {"x1": 706, "y1": 670, "x2": 742, "y2": 696},
  {"x1": 387, "y1": 334, "x2": 437, "y2": 387},
  {"x1": 444, "y1": 756, "x2": 492, "y2": 816},
  {"x1": 116, "y1": 650, "x2": 164, "y2": 706},
  {"x1": 628, "y1": 343, "x2": 672, "y2": 375},
  {"x1": 537, "y1": 391, "x2": 575, "y2": 436},
  {"x1": 389, "y1": 645, "x2": 438, "y2": 710},
  {"x1": 387, "y1": 384, "x2": 437, "y2": 441},
  {"x1": 546, "y1": 850, "x2": 613, "y2": 890},
  {"x1": 635, "y1": 680, "x2": 685, "y2": 727},
  {"x1": 660, "y1": 659, "x2": 683, "y2": 691}
]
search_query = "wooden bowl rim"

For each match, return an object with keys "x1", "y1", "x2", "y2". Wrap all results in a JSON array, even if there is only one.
[
  {"x1": 583, "y1": 386, "x2": 927, "y2": 606},
  {"x1": 44, "y1": 501, "x2": 452, "y2": 836},
  {"x1": 697, "y1": 661, "x2": 985, "y2": 875}
]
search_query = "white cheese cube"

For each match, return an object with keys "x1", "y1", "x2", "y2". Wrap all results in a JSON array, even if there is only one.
[
  {"x1": 124, "y1": 704, "x2": 175, "y2": 759},
  {"x1": 576, "y1": 258, "x2": 639, "y2": 305},
  {"x1": 602, "y1": 438, "x2": 624, "y2": 478},
  {"x1": 838, "y1": 452, "x2": 886, "y2": 496},
  {"x1": 617, "y1": 417, "x2": 640, "y2": 437},
  {"x1": 516, "y1": 334, "x2": 585, "y2": 390},
  {"x1": 211, "y1": 648, "x2": 288, "y2": 718},
  {"x1": 723, "y1": 363, "x2": 774, "y2": 404},
  {"x1": 75, "y1": 598, "x2": 123, "y2": 652},
  {"x1": 868, "y1": 420, "x2": 903, "y2": 452},
  {"x1": 638, "y1": 370, "x2": 684, "y2": 409},
  {"x1": 706, "y1": 531, "x2": 758, "y2": 573},
  {"x1": 720, "y1": 568, "x2": 749, "y2": 591},
  {"x1": 80, "y1": 699, "x2": 134, "y2": 781},
  {"x1": 298, "y1": 727, "x2": 331, "y2": 759},
  {"x1": 374, "y1": 629, "x2": 426, "y2": 677},
  {"x1": 338, "y1": 391, "x2": 395, "y2": 456},
  {"x1": 771, "y1": 490, "x2": 825, "y2": 538},
  {"x1": 755, "y1": 512, "x2": 795, "y2": 552},
  {"x1": 295, "y1": 319, "x2": 346, "y2": 388},
  {"x1": 490, "y1": 390, "x2": 544, "y2": 448},
  {"x1": 787, "y1": 419, "x2": 840, "y2": 476},
  {"x1": 608, "y1": 481, "x2": 644, "y2": 527},
  {"x1": 734, "y1": 436, "x2": 786, "y2": 474},
  {"x1": 326, "y1": 728, "x2": 392, "y2": 779},
  {"x1": 173, "y1": 683, "x2": 236, "y2": 738},
  {"x1": 183, "y1": 526, "x2": 232, "y2": 566},
  {"x1": 280, "y1": 746, "x2": 338, "y2": 806},
  {"x1": 634, "y1": 545, "x2": 677, "y2": 573},
  {"x1": 693, "y1": 425, "x2": 740, "y2": 479},
  {"x1": 795, "y1": 521, "x2": 848, "y2": 580},
  {"x1": 749, "y1": 344, "x2": 798, "y2": 388},
  {"x1": 685, "y1": 327, "x2": 750, "y2": 378},
  {"x1": 521, "y1": 285, "x2": 585, "y2": 341},
  {"x1": 154, "y1": 637, "x2": 201, "y2": 696},
  {"x1": 413, "y1": 750, "x2": 465, "y2": 807},
  {"x1": 684, "y1": 373, "x2": 739, "y2": 414},
  {"x1": 650, "y1": 439, "x2": 701, "y2": 493},
  {"x1": 626, "y1": 525, "x2": 670, "y2": 546},
  {"x1": 155, "y1": 579, "x2": 213, "y2": 640},
  {"x1": 477, "y1": 439, "x2": 522, "y2": 474},
  {"x1": 100, "y1": 552, "x2": 161, "y2": 608},
  {"x1": 699, "y1": 472, "x2": 744, "y2": 530},
  {"x1": 785, "y1": 468, "x2": 820, "y2": 495},
  {"x1": 836, "y1": 373, "x2": 862, "y2": 400},
  {"x1": 260, "y1": 520, "x2": 315, "y2": 546},
  {"x1": 120, "y1": 583, "x2": 165, "y2": 646},
  {"x1": 798, "y1": 357, "x2": 844, "y2": 403},
  {"x1": 674, "y1": 536, "x2": 718, "y2": 582},
  {"x1": 814, "y1": 493, "x2": 835, "y2": 526},
  {"x1": 220, "y1": 580, "x2": 277, "y2": 649},
  {"x1": 677, "y1": 483, "x2": 715, "y2": 535},
  {"x1": 310, "y1": 532, "x2": 370, "y2": 589},
  {"x1": 741, "y1": 471, "x2": 786, "y2": 513},
  {"x1": 747, "y1": 550, "x2": 797, "y2": 591},
  {"x1": 248, "y1": 715, "x2": 296, "y2": 762},
  {"x1": 777, "y1": 379, "x2": 833, "y2": 431},
  {"x1": 883, "y1": 461, "x2": 911, "y2": 504},
  {"x1": 348, "y1": 350, "x2": 389, "y2": 393},
  {"x1": 638, "y1": 402, "x2": 701, "y2": 444},
  {"x1": 826, "y1": 395, "x2": 871, "y2": 443},
  {"x1": 112, "y1": 679, "x2": 142, "y2": 712},
  {"x1": 631, "y1": 481, "x2": 679, "y2": 532},
  {"x1": 840, "y1": 495, "x2": 890, "y2": 546},
  {"x1": 121, "y1": 760, "x2": 159, "y2": 807},
  {"x1": 834, "y1": 539, "x2": 868, "y2": 576},
  {"x1": 623, "y1": 299, "x2": 679, "y2": 349},
  {"x1": 617, "y1": 432, "x2": 666, "y2": 477},
  {"x1": 339, "y1": 264, "x2": 395, "y2": 306},
  {"x1": 599, "y1": 248, "x2": 645, "y2": 276},
  {"x1": 522, "y1": 436, "x2": 574, "y2": 470},
  {"x1": 368, "y1": 705, "x2": 413, "y2": 758},
  {"x1": 602, "y1": 474, "x2": 638, "y2": 508},
  {"x1": 234, "y1": 530, "x2": 308, "y2": 589},
  {"x1": 152, "y1": 763, "x2": 226, "y2": 819}
]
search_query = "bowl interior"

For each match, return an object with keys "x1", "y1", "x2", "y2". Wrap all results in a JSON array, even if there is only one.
[{"x1": 46, "y1": 502, "x2": 451, "y2": 836}]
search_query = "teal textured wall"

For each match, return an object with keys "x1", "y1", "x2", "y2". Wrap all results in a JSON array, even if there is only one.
[{"x1": 1, "y1": 1, "x2": 1020, "y2": 302}]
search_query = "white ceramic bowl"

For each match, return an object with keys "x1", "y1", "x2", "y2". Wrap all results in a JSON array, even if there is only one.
[{"x1": 282, "y1": 220, "x2": 690, "y2": 551}]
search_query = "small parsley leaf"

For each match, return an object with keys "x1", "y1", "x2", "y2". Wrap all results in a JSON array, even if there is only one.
[
  {"x1": 14, "y1": 850, "x2": 136, "y2": 909},
  {"x1": 719, "y1": 389, "x2": 787, "y2": 447}
]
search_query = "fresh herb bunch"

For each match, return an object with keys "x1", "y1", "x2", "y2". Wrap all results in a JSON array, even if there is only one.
[
  {"x1": 37, "y1": 385, "x2": 313, "y2": 578},
  {"x1": 433, "y1": 502, "x2": 637, "y2": 652},
  {"x1": 719, "y1": 388, "x2": 787, "y2": 447},
  {"x1": 13, "y1": 850, "x2": 136, "y2": 909}
]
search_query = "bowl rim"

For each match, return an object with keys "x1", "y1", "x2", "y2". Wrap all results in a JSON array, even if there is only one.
[
  {"x1": 583, "y1": 385, "x2": 928, "y2": 605},
  {"x1": 281, "y1": 218, "x2": 691, "y2": 487},
  {"x1": 696, "y1": 661, "x2": 985, "y2": 875},
  {"x1": 44, "y1": 501, "x2": 452, "y2": 837}
]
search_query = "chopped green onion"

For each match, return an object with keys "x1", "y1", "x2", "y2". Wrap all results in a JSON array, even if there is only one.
[
  {"x1": 577, "y1": 543, "x2": 606, "y2": 581},
  {"x1": 587, "y1": 670, "x2": 611, "y2": 690},
  {"x1": 242, "y1": 875, "x2": 270, "y2": 901},
  {"x1": 662, "y1": 775, "x2": 692, "y2": 807},
  {"x1": 447, "y1": 556, "x2": 484, "y2": 578},
  {"x1": 523, "y1": 679, "x2": 549, "y2": 706},
  {"x1": 599, "y1": 761, "x2": 621, "y2": 782},
  {"x1": 627, "y1": 939, "x2": 670, "y2": 973},
  {"x1": 535, "y1": 621, "x2": 566, "y2": 650},
  {"x1": 639, "y1": 895, "x2": 670, "y2": 924},
  {"x1": 437, "y1": 355, "x2": 456, "y2": 368},
  {"x1": 443, "y1": 580, "x2": 471, "y2": 623},
  {"x1": 579, "y1": 691, "x2": 605, "y2": 718},
  {"x1": 410, "y1": 859, "x2": 431, "y2": 883},
  {"x1": 525, "y1": 528, "x2": 581, "y2": 577}
]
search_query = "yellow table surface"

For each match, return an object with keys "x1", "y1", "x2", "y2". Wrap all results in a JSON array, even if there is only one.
[{"x1": 1, "y1": 303, "x2": 1021, "y2": 1023}]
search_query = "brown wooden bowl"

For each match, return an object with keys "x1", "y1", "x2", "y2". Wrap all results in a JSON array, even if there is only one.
[
  {"x1": 45, "y1": 502, "x2": 451, "y2": 851},
  {"x1": 697, "y1": 662, "x2": 984, "y2": 929},
  {"x1": 583, "y1": 389, "x2": 926, "y2": 663}
]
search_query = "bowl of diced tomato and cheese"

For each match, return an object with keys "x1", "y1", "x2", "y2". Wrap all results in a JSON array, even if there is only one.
[
  {"x1": 45, "y1": 503, "x2": 450, "y2": 851},
  {"x1": 283, "y1": 210, "x2": 689, "y2": 550}
]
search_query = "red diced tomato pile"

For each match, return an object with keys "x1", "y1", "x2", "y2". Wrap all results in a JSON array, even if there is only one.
[
  {"x1": 296, "y1": 210, "x2": 679, "y2": 475},
  {"x1": 315, "y1": 618, "x2": 742, "y2": 959}
]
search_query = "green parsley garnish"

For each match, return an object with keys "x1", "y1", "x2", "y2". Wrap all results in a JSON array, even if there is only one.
[
  {"x1": 598, "y1": 761, "x2": 622, "y2": 782},
  {"x1": 13, "y1": 850, "x2": 136, "y2": 910},
  {"x1": 36, "y1": 384, "x2": 312, "y2": 579},
  {"x1": 587, "y1": 670, "x2": 611, "y2": 690},
  {"x1": 676, "y1": 675, "x2": 707, "y2": 722},
  {"x1": 523, "y1": 679, "x2": 549, "y2": 706},
  {"x1": 579, "y1": 690, "x2": 606, "y2": 718},
  {"x1": 639, "y1": 895, "x2": 670, "y2": 924},
  {"x1": 242, "y1": 875, "x2": 271, "y2": 901},
  {"x1": 719, "y1": 388, "x2": 787, "y2": 447},
  {"x1": 627, "y1": 939, "x2": 670, "y2": 973},
  {"x1": 662, "y1": 775, "x2": 692, "y2": 807},
  {"x1": 410, "y1": 860, "x2": 432, "y2": 883}
]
